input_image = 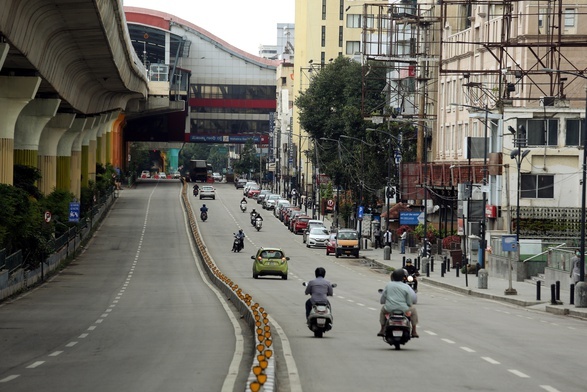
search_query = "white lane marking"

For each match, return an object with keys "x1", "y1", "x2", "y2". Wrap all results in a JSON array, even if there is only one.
[
  {"x1": 367, "y1": 307, "x2": 377, "y2": 311},
  {"x1": 0, "y1": 375, "x2": 20, "y2": 382},
  {"x1": 66, "y1": 342, "x2": 78, "y2": 347},
  {"x1": 441, "y1": 338, "x2": 455, "y2": 344},
  {"x1": 424, "y1": 330, "x2": 437, "y2": 336},
  {"x1": 346, "y1": 299, "x2": 355, "y2": 303},
  {"x1": 508, "y1": 369, "x2": 530, "y2": 378},
  {"x1": 87, "y1": 326, "x2": 96, "y2": 331},
  {"x1": 79, "y1": 333, "x2": 89, "y2": 338},
  {"x1": 268, "y1": 315, "x2": 302, "y2": 392},
  {"x1": 540, "y1": 386, "x2": 560, "y2": 392},
  {"x1": 482, "y1": 357, "x2": 500, "y2": 365},
  {"x1": 101, "y1": 313, "x2": 108, "y2": 318},
  {"x1": 49, "y1": 351, "x2": 63, "y2": 357},
  {"x1": 96, "y1": 319, "x2": 104, "y2": 323},
  {"x1": 356, "y1": 303, "x2": 365, "y2": 307},
  {"x1": 26, "y1": 361, "x2": 44, "y2": 369},
  {"x1": 460, "y1": 346, "x2": 476, "y2": 353}
]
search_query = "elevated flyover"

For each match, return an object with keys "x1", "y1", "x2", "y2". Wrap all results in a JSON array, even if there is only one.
[{"x1": 0, "y1": 0, "x2": 161, "y2": 196}]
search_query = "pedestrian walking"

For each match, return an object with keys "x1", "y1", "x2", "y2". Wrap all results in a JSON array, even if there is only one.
[
  {"x1": 383, "y1": 229, "x2": 393, "y2": 251},
  {"x1": 400, "y1": 229, "x2": 407, "y2": 254},
  {"x1": 570, "y1": 248, "x2": 582, "y2": 284},
  {"x1": 373, "y1": 227, "x2": 382, "y2": 249}
]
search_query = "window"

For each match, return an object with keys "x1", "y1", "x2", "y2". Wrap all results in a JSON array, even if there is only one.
[
  {"x1": 346, "y1": 41, "x2": 360, "y2": 55},
  {"x1": 347, "y1": 14, "x2": 361, "y2": 28},
  {"x1": 322, "y1": 0, "x2": 327, "y2": 20},
  {"x1": 521, "y1": 174, "x2": 554, "y2": 199},
  {"x1": 339, "y1": 26, "x2": 343, "y2": 47},
  {"x1": 564, "y1": 8, "x2": 576, "y2": 27},
  {"x1": 321, "y1": 26, "x2": 326, "y2": 47},
  {"x1": 565, "y1": 118, "x2": 585, "y2": 146},
  {"x1": 523, "y1": 119, "x2": 558, "y2": 146}
]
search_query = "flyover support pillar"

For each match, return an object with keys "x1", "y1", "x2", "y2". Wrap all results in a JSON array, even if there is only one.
[
  {"x1": 39, "y1": 113, "x2": 76, "y2": 195},
  {"x1": 60, "y1": 117, "x2": 89, "y2": 199},
  {"x1": 0, "y1": 76, "x2": 42, "y2": 184},
  {"x1": 14, "y1": 99, "x2": 61, "y2": 186}
]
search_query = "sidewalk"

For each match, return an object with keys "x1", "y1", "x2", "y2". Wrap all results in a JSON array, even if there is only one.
[{"x1": 359, "y1": 243, "x2": 587, "y2": 321}]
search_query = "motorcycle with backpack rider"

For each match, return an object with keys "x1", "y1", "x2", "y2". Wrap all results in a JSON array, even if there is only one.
[
  {"x1": 240, "y1": 197, "x2": 247, "y2": 213},
  {"x1": 193, "y1": 184, "x2": 199, "y2": 197}
]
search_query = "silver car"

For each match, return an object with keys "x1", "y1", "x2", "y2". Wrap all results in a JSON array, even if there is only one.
[
  {"x1": 199, "y1": 185, "x2": 216, "y2": 200},
  {"x1": 306, "y1": 227, "x2": 330, "y2": 248}
]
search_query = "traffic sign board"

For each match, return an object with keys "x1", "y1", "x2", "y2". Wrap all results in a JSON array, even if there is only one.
[
  {"x1": 358, "y1": 206, "x2": 364, "y2": 220},
  {"x1": 69, "y1": 202, "x2": 80, "y2": 223}
]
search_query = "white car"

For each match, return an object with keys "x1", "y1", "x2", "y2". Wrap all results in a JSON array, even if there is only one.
[
  {"x1": 157, "y1": 172, "x2": 167, "y2": 179},
  {"x1": 140, "y1": 170, "x2": 151, "y2": 178},
  {"x1": 199, "y1": 185, "x2": 216, "y2": 200},
  {"x1": 212, "y1": 172, "x2": 222, "y2": 181},
  {"x1": 303, "y1": 220, "x2": 326, "y2": 243},
  {"x1": 306, "y1": 227, "x2": 330, "y2": 248}
]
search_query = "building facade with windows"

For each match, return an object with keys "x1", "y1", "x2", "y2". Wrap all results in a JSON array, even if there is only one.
[
  {"x1": 292, "y1": 0, "x2": 389, "y2": 198},
  {"x1": 439, "y1": 0, "x2": 587, "y2": 244},
  {"x1": 124, "y1": 7, "x2": 279, "y2": 163}
]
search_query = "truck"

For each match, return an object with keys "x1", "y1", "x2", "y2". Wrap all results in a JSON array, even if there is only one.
[{"x1": 188, "y1": 160, "x2": 212, "y2": 182}]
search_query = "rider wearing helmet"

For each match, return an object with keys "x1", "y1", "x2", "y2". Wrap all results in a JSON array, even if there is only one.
[
  {"x1": 404, "y1": 259, "x2": 419, "y2": 291},
  {"x1": 304, "y1": 267, "x2": 334, "y2": 318},
  {"x1": 236, "y1": 229, "x2": 245, "y2": 250},
  {"x1": 378, "y1": 269, "x2": 419, "y2": 338},
  {"x1": 200, "y1": 204, "x2": 208, "y2": 213}
]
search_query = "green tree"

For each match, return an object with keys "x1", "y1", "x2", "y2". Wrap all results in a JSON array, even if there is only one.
[
  {"x1": 295, "y1": 57, "x2": 390, "y2": 205},
  {"x1": 233, "y1": 138, "x2": 259, "y2": 177}
]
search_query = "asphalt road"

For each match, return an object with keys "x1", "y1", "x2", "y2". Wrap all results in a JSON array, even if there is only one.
[
  {"x1": 2, "y1": 181, "x2": 586, "y2": 392},
  {"x1": 197, "y1": 183, "x2": 587, "y2": 392},
  {"x1": 0, "y1": 180, "x2": 251, "y2": 392}
]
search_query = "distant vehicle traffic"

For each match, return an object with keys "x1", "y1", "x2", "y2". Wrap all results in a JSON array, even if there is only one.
[
  {"x1": 212, "y1": 172, "x2": 222, "y2": 181},
  {"x1": 140, "y1": 170, "x2": 151, "y2": 178}
]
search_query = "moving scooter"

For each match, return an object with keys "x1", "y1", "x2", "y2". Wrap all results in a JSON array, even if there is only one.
[
  {"x1": 378, "y1": 289, "x2": 412, "y2": 350},
  {"x1": 232, "y1": 233, "x2": 243, "y2": 252},
  {"x1": 255, "y1": 217, "x2": 263, "y2": 231},
  {"x1": 200, "y1": 211, "x2": 208, "y2": 222},
  {"x1": 303, "y1": 282, "x2": 337, "y2": 338},
  {"x1": 240, "y1": 202, "x2": 247, "y2": 213}
]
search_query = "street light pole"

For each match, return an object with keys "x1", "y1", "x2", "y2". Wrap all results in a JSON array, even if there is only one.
[{"x1": 507, "y1": 127, "x2": 529, "y2": 295}]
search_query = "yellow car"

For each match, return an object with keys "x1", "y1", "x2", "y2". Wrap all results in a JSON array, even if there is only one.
[{"x1": 252, "y1": 247, "x2": 289, "y2": 280}]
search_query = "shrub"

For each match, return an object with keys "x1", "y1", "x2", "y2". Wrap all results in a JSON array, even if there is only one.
[{"x1": 442, "y1": 235, "x2": 461, "y2": 249}]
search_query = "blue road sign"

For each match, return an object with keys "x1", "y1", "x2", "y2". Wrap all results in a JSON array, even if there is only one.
[
  {"x1": 358, "y1": 205, "x2": 364, "y2": 220},
  {"x1": 69, "y1": 202, "x2": 80, "y2": 223},
  {"x1": 400, "y1": 211, "x2": 420, "y2": 225}
]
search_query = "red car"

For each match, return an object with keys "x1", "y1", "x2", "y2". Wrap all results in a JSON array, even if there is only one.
[
  {"x1": 248, "y1": 189, "x2": 261, "y2": 198},
  {"x1": 283, "y1": 207, "x2": 301, "y2": 225},
  {"x1": 325, "y1": 233, "x2": 338, "y2": 256},
  {"x1": 292, "y1": 215, "x2": 310, "y2": 234}
]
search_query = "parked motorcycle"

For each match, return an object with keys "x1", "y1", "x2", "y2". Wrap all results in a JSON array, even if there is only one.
[
  {"x1": 378, "y1": 289, "x2": 412, "y2": 350},
  {"x1": 232, "y1": 233, "x2": 243, "y2": 252},
  {"x1": 240, "y1": 202, "x2": 247, "y2": 213},
  {"x1": 303, "y1": 282, "x2": 337, "y2": 338},
  {"x1": 200, "y1": 211, "x2": 208, "y2": 222},
  {"x1": 255, "y1": 217, "x2": 263, "y2": 231}
]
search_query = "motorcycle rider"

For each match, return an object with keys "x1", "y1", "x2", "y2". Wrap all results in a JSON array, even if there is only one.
[
  {"x1": 235, "y1": 229, "x2": 245, "y2": 250},
  {"x1": 193, "y1": 183, "x2": 199, "y2": 196},
  {"x1": 250, "y1": 209, "x2": 259, "y2": 225},
  {"x1": 378, "y1": 269, "x2": 419, "y2": 338},
  {"x1": 241, "y1": 197, "x2": 248, "y2": 204},
  {"x1": 200, "y1": 204, "x2": 208, "y2": 217},
  {"x1": 304, "y1": 267, "x2": 334, "y2": 318},
  {"x1": 404, "y1": 259, "x2": 419, "y2": 292}
]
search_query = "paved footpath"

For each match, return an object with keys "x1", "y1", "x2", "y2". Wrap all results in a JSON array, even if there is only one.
[{"x1": 358, "y1": 244, "x2": 587, "y2": 321}]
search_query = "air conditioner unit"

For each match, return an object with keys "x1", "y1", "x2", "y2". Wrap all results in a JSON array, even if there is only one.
[{"x1": 540, "y1": 96, "x2": 555, "y2": 107}]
